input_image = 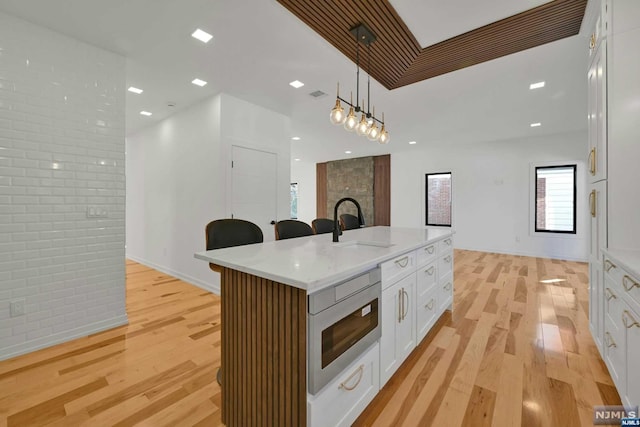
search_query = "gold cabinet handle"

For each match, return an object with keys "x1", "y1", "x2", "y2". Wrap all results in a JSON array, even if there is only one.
[
  {"x1": 623, "y1": 310, "x2": 640, "y2": 329},
  {"x1": 444, "y1": 255, "x2": 452, "y2": 263},
  {"x1": 590, "y1": 33, "x2": 596, "y2": 49},
  {"x1": 604, "y1": 260, "x2": 617, "y2": 272},
  {"x1": 401, "y1": 288, "x2": 409, "y2": 320},
  {"x1": 444, "y1": 282, "x2": 452, "y2": 291},
  {"x1": 395, "y1": 256, "x2": 409, "y2": 268},
  {"x1": 425, "y1": 245, "x2": 435, "y2": 254},
  {"x1": 605, "y1": 287, "x2": 617, "y2": 301},
  {"x1": 605, "y1": 332, "x2": 617, "y2": 348},
  {"x1": 425, "y1": 299, "x2": 434, "y2": 310},
  {"x1": 589, "y1": 189, "x2": 596, "y2": 218},
  {"x1": 444, "y1": 238, "x2": 452, "y2": 245},
  {"x1": 339, "y1": 364, "x2": 364, "y2": 391},
  {"x1": 623, "y1": 275, "x2": 640, "y2": 292},
  {"x1": 425, "y1": 266, "x2": 435, "y2": 276},
  {"x1": 398, "y1": 288, "x2": 402, "y2": 323},
  {"x1": 589, "y1": 148, "x2": 596, "y2": 175}
]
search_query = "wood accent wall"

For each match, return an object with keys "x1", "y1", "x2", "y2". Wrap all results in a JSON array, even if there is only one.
[
  {"x1": 316, "y1": 162, "x2": 328, "y2": 218},
  {"x1": 221, "y1": 268, "x2": 307, "y2": 427},
  {"x1": 374, "y1": 154, "x2": 390, "y2": 226}
]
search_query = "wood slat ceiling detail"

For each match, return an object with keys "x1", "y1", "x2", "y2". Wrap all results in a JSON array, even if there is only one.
[{"x1": 277, "y1": 0, "x2": 587, "y2": 90}]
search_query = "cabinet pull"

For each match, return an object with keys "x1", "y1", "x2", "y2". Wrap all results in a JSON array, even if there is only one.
[
  {"x1": 339, "y1": 364, "x2": 364, "y2": 391},
  {"x1": 395, "y1": 256, "x2": 409, "y2": 268},
  {"x1": 425, "y1": 299, "x2": 434, "y2": 310},
  {"x1": 589, "y1": 148, "x2": 596, "y2": 175},
  {"x1": 398, "y1": 289, "x2": 403, "y2": 323},
  {"x1": 401, "y1": 288, "x2": 409, "y2": 320},
  {"x1": 425, "y1": 245, "x2": 435, "y2": 254},
  {"x1": 605, "y1": 287, "x2": 617, "y2": 301},
  {"x1": 623, "y1": 275, "x2": 640, "y2": 292},
  {"x1": 623, "y1": 310, "x2": 640, "y2": 329},
  {"x1": 444, "y1": 282, "x2": 452, "y2": 291},
  {"x1": 444, "y1": 255, "x2": 452, "y2": 263},
  {"x1": 590, "y1": 33, "x2": 596, "y2": 49},
  {"x1": 425, "y1": 266, "x2": 435, "y2": 276},
  {"x1": 444, "y1": 238, "x2": 452, "y2": 245},
  {"x1": 604, "y1": 260, "x2": 617, "y2": 272},
  {"x1": 589, "y1": 190, "x2": 596, "y2": 218},
  {"x1": 605, "y1": 332, "x2": 617, "y2": 348}
]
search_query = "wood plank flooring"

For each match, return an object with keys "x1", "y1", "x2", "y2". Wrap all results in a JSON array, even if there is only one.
[{"x1": 0, "y1": 251, "x2": 621, "y2": 426}]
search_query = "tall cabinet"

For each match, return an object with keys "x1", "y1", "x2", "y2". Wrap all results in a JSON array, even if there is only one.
[{"x1": 586, "y1": 0, "x2": 640, "y2": 408}]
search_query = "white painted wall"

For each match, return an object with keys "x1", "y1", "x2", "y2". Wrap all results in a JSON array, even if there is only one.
[
  {"x1": 0, "y1": 12, "x2": 127, "y2": 361},
  {"x1": 291, "y1": 159, "x2": 317, "y2": 225},
  {"x1": 126, "y1": 94, "x2": 291, "y2": 294},
  {"x1": 294, "y1": 132, "x2": 589, "y2": 261}
]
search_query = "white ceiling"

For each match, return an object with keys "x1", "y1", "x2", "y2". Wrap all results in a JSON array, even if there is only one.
[{"x1": 0, "y1": 0, "x2": 589, "y2": 164}]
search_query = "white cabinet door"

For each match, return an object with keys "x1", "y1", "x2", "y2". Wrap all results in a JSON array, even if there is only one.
[
  {"x1": 380, "y1": 273, "x2": 416, "y2": 387},
  {"x1": 623, "y1": 306, "x2": 640, "y2": 408},
  {"x1": 587, "y1": 41, "x2": 607, "y2": 184},
  {"x1": 589, "y1": 181, "x2": 607, "y2": 262}
]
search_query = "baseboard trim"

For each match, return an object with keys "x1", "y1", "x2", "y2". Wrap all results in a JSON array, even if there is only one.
[
  {"x1": 454, "y1": 245, "x2": 588, "y2": 263},
  {"x1": 126, "y1": 254, "x2": 220, "y2": 295},
  {"x1": 0, "y1": 315, "x2": 129, "y2": 362}
]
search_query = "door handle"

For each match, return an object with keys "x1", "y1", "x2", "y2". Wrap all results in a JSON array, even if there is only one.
[
  {"x1": 270, "y1": 220, "x2": 276, "y2": 225},
  {"x1": 589, "y1": 148, "x2": 596, "y2": 175},
  {"x1": 398, "y1": 289, "x2": 402, "y2": 323},
  {"x1": 401, "y1": 288, "x2": 409, "y2": 320},
  {"x1": 589, "y1": 190, "x2": 596, "y2": 218}
]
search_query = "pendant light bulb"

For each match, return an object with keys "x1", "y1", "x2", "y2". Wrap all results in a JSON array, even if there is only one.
[
  {"x1": 367, "y1": 107, "x2": 380, "y2": 141},
  {"x1": 329, "y1": 83, "x2": 346, "y2": 125},
  {"x1": 344, "y1": 92, "x2": 358, "y2": 131},
  {"x1": 356, "y1": 113, "x2": 369, "y2": 136},
  {"x1": 378, "y1": 113, "x2": 389, "y2": 144}
]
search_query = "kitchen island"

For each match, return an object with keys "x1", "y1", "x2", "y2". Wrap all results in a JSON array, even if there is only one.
[{"x1": 195, "y1": 226, "x2": 454, "y2": 426}]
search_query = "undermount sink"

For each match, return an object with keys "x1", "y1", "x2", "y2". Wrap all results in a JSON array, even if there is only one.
[{"x1": 334, "y1": 240, "x2": 395, "y2": 249}]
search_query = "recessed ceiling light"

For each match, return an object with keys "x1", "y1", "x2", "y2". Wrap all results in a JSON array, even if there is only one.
[
  {"x1": 408, "y1": 141, "x2": 417, "y2": 145},
  {"x1": 128, "y1": 86, "x2": 143, "y2": 94},
  {"x1": 191, "y1": 29, "x2": 213, "y2": 43},
  {"x1": 140, "y1": 111, "x2": 152, "y2": 116},
  {"x1": 530, "y1": 122, "x2": 541, "y2": 127},
  {"x1": 289, "y1": 80, "x2": 305, "y2": 89},
  {"x1": 291, "y1": 136, "x2": 301, "y2": 141},
  {"x1": 345, "y1": 150, "x2": 352, "y2": 154},
  {"x1": 192, "y1": 78, "x2": 207, "y2": 87},
  {"x1": 294, "y1": 158, "x2": 301, "y2": 161},
  {"x1": 529, "y1": 81, "x2": 545, "y2": 90}
]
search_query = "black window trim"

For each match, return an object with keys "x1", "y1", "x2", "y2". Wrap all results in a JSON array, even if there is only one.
[
  {"x1": 534, "y1": 164, "x2": 577, "y2": 235},
  {"x1": 425, "y1": 172, "x2": 452, "y2": 227}
]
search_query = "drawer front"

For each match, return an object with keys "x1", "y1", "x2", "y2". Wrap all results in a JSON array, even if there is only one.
[
  {"x1": 308, "y1": 343, "x2": 380, "y2": 427},
  {"x1": 604, "y1": 277, "x2": 624, "y2": 333},
  {"x1": 621, "y1": 272, "x2": 640, "y2": 309},
  {"x1": 416, "y1": 260, "x2": 437, "y2": 298},
  {"x1": 438, "y1": 273, "x2": 453, "y2": 313},
  {"x1": 438, "y1": 252, "x2": 453, "y2": 279},
  {"x1": 417, "y1": 287, "x2": 437, "y2": 342},
  {"x1": 381, "y1": 250, "x2": 416, "y2": 288},
  {"x1": 604, "y1": 317, "x2": 625, "y2": 393},
  {"x1": 438, "y1": 236, "x2": 453, "y2": 253},
  {"x1": 416, "y1": 243, "x2": 437, "y2": 268}
]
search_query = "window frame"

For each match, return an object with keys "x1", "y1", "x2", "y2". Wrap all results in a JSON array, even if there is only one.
[
  {"x1": 425, "y1": 172, "x2": 452, "y2": 227},
  {"x1": 533, "y1": 164, "x2": 577, "y2": 235}
]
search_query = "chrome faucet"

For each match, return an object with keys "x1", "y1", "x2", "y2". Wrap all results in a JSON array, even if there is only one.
[{"x1": 333, "y1": 197, "x2": 365, "y2": 242}]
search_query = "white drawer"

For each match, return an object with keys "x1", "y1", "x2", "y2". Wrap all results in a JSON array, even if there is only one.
[
  {"x1": 381, "y1": 250, "x2": 416, "y2": 288},
  {"x1": 416, "y1": 243, "x2": 437, "y2": 268},
  {"x1": 416, "y1": 287, "x2": 438, "y2": 342},
  {"x1": 604, "y1": 316, "x2": 625, "y2": 393},
  {"x1": 438, "y1": 236, "x2": 453, "y2": 253},
  {"x1": 438, "y1": 252, "x2": 453, "y2": 279},
  {"x1": 416, "y1": 260, "x2": 437, "y2": 298},
  {"x1": 308, "y1": 343, "x2": 380, "y2": 427},
  {"x1": 604, "y1": 277, "x2": 624, "y2": 333}
]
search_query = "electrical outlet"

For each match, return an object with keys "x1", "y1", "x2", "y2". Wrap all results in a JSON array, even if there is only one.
[{"x1": 10, "y1": 299, "x2": 25, "y2": 317}]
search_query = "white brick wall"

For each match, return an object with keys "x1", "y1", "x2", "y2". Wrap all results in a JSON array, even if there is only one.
[{"x1": 0, "y1": 12, "x2": 127, "y2": 360}]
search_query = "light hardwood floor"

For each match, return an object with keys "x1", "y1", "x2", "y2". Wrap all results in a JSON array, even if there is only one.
[{"x1": 0, "y1": 251, "x2": 620, "y2": 426}]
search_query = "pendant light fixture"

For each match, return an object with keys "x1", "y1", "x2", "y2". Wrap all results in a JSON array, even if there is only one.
[{"x1": 329, "y1": 23, "x2": 390, "y2": 144}]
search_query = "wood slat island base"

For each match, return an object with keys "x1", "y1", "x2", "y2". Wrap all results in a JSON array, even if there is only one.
[{"x1": 220, "y1": 268, "x2": 306, "y2": 427}]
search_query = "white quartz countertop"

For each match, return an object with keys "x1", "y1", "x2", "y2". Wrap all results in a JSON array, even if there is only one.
[
  {"x1": 194, "y1": 226, "x2": 452, "y2": 293},
  {"x1": 603, "y1": 248, "x2": 640, "y2": 279}
]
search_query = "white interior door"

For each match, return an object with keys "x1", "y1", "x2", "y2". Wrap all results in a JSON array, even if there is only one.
[{"x1": 231, "y1": 146, "x2": 278, "y2": 241}]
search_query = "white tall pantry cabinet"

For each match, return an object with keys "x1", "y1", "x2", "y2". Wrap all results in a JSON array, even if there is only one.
[{"x1": 586, "y1": 0, "x2": 640, "y2": 408}]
